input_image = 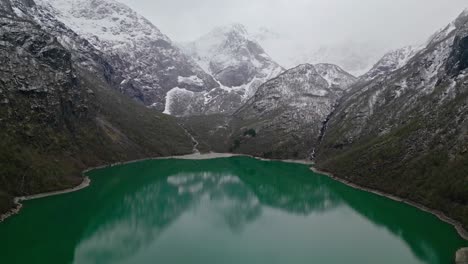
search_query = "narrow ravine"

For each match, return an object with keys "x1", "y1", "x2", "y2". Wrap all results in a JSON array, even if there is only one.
[
  {"x1": 181, "y1": 126, "x2": 200, "y2": 154},
  {"x1": 317, "y1": 103, "x2": 338, "y2": 145},
  {"x1": 310, "y1": 103, "x2": 339, "y2": 160}
]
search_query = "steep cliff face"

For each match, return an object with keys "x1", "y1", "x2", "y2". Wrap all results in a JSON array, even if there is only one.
[
  {"x1": 11, "y1": 0, "x2": 117, "y2": 86},
  {"x1": 0, "y1": 0, "x2": 193, "y2": 215},
  {"x1": 361, "y1": 45, "x2": 423, "y2": 81},
  {"x1": 31, "y1": 0, "x2": 218, "y2": 111},
  {"x1": 316, "y1": 9, "x2": 468, "y2": 229},
  {"x1": 0, "y1": 0, "x2": 13, "y2": 12},
  {"x1": 314, "y1": 63, "x2": 357, "y2": 90},
  {"x1": 228, "y1": 64, "x2": 355, "y2": 159}
]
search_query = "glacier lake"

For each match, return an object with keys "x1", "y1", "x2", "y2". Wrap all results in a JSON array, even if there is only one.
[{"x1": 0, "y1": 157, "x2": 466, "y2": 264}]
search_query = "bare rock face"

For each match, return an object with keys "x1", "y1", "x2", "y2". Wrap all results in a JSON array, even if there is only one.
[
  {"x1": 229, "y1": 64, "x2": 355, "y2": 159},
  {"x1": 361, "y1": 45, "x2": 423, "y2": 81},
  {"x1": 0, "y1": 12, "x2": 89, "y2": 133},
  {"x1": 0, "y1": 0, "x2": 13, "y2": 12},
  {"x1": 314, "y1": 63, "x2": 357, "y2": 90},
  {"x1": 456, "y1": 248, "x2": 468, "y2": 264}
]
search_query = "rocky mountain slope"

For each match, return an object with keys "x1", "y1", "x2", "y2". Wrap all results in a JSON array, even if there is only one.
[
  {"x1": 316, "y1": 9, "x2": 468, "y2": 230},
  {"x1": 361, "y1": 45, "x2": 423, "y2": 81},
  {"x1": 197, "y1": 64, "x2": 355, "y2": 159},
  {"x1": 0, "y1": 0, "x2": 193, "y2": 216},
  {"x1": 31, "y1": 0, "x2": 219, "y2": 112},
  {"x1": 166, "y1": 24, "x2": 284, "y2": 116}
]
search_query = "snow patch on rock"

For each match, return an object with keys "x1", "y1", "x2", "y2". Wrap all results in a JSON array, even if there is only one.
[
  {"x1": 163, "y1": 87, "x2": 196, "y2": 115},
  {"x1": 178, "y1": 75, "x2": 204, "y2": 87}
]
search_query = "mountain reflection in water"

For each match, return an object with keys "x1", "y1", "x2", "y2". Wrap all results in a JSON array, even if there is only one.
[{"x1": 0, "y1": 157, "x2": 466, "y2": 264}]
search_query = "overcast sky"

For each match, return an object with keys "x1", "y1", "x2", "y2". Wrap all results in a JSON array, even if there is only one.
[
  {"x1": 119, "y1": 0, "x2": 467, "y2": 68},
  {"x1": 120, "y1": 0, "x2": 466, "y2": 45}
]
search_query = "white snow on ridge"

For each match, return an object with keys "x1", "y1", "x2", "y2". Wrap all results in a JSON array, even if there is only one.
[
  {"x1": 363, "y1": 45, "x2": 423, "y2": 80},
  {"x1": 315, "y1": 63, "x2": 357, "y2": 89},
  {"x1": 12, "y1": 6, "x2": 25, "y2": 17},
  {"x1": 461, "y1": 8, "x2": 468, "y2": 17},
  {"x1": 178, "y1": 75, "x2": 204, "y2": 86},
  {"x1": 35, "y1": 0, "x2": 168, "y2": 47},
  {"x1": 426, "y1": 19, "x2": 460, "y2": 47}
]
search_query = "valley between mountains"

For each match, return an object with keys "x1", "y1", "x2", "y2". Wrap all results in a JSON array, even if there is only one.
[{"x1": 0, "y1": 0, "x2": 467, "y2": 240}]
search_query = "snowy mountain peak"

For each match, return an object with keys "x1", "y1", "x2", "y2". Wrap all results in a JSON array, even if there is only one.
[
  {"x1": 315, "y1": 63, "x2": 357, "y2": 89},
  {"x1": 271, "y1": 63, "x2": 356, "y2": 92},
  {"x1": 164, "y1": 23, "x2": 284, "y2": 116},
  {"x1": 199, "y1": 23, "x2": 252, "y2": 48},
  {"x1": 290, "y1": 63, "x2": 316, "y2": 72},
  {"x1": 454, "y1": 7, "x2": 468, "y2": 28},
  {"x1": 35, "y1": 0, "x2": 168, "y2": 44},
  {"x1": 427, "y1": 9, "x2": 468, "y2": 47},
  {"x1": 461, "y1": 7, "x2": 468, "y2": 17},
  {"x1": 217, "y1": 23, "x2": 249, "y2": 35},
  {"x1": 178, "y1": 23, "x2": 283, "y2": 108}
]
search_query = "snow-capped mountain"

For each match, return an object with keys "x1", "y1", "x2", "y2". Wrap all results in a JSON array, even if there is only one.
[
  {"x1": 32, "y1": 0, "x2": 219, "y2": 111},
  {"x1": 229, "y1": 63, "x2": 356, "y2": 159},
  {"x1": 361, "y1": 45, "x2": 423, "y2": 80},
  {"x1": 161, "y1": 23, "x2": 284, "y2": 117},
  {"x1": 181, "y1": 23, "x2": 284, "y2": 101},
  {"x1": 315, "y1": 63, "x2": 357, "y2": 90}
]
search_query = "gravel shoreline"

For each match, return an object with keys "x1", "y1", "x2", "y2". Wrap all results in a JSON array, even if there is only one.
[{"x1": 0, "y1": 177, "x2": 91, "y2": 222}]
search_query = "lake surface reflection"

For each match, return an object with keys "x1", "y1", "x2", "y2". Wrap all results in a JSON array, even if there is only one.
[{"x1": 0, "y1": 157, "x2": 466, "y2": 264}]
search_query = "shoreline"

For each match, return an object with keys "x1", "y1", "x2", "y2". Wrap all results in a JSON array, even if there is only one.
[
  {"x1": 309, "y1": 167, "x2": 468, "y2": 241},
  {"x1": 0, "y1": 177, "x2": 91, "y2": 222},
  {"x1": 1, "y1": 152, "x2": 466, "y2": 242}
]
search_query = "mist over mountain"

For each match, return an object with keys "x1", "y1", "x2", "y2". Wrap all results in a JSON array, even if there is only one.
[
  {"x1": 122, "y1": 0, "x2": 468, "y2": 73},
  {"x1": 255, "y1": 36, "x2": 390, "y2": 76}
]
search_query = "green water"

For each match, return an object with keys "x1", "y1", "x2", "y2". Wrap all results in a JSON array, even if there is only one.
[{"x1": 0, "y1": 157, "x2": 466, "y2": 264}]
